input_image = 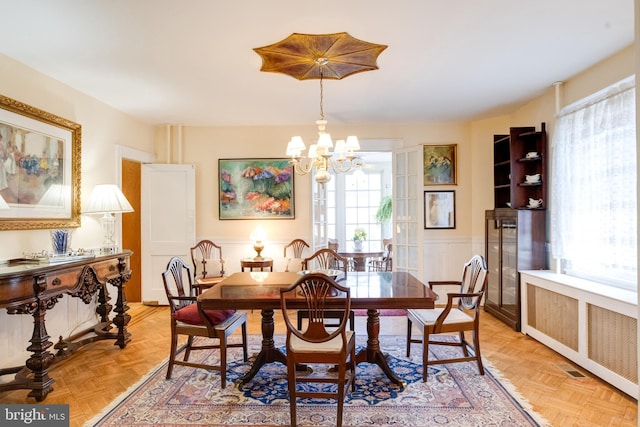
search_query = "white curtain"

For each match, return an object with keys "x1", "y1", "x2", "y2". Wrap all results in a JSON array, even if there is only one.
[{"x1": 551, "y1": 75, "x2": 637, "y2": 290}]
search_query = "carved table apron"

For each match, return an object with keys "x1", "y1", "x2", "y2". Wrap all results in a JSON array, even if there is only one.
[{"x1": 0, "y1": 250, "x2": 132, "y2": 401}]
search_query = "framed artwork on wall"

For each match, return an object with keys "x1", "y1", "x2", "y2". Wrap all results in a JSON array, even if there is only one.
[
  {"x1": 424, "y1": 190, "x2": 455, "y2": 229},
  {"x1": 423, "y1": 144, "x2": 457, "y2": 185},
  {"x1": 0, "y1": 94, "x2": 81, "y2": 230},
  {"x1": 218, "y1": 158, "x2": 294, "y2": 220}
]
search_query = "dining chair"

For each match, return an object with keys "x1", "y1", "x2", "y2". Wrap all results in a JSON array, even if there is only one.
[
  {"x1": 162, "y1": 256, "x2": 248, "y2": 388},
  {"x1": 190, "y1": 239, "x2": 225, "y2": 294},
  {"x1": 406, "y1": 254, "x2": 488, "y2": 382},
  {"x1": 368, "y1": 239, "x2": 393, "y2": 272},
  {"x1": 280, "y1": 273, "x2": 356, "y2": 427},
  {"x1": 298, "y1": 248, "x2": 354, "y2": 330},
  {"x1": 283, "y1": 238, "x2": 310, "y2": 272}
]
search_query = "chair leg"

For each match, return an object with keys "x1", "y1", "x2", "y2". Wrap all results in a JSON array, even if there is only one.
[
  {"x1": 336, "y1": 362, "x2": 346, "y2": 427},
  {"x1": 287, "y1": 359, "x2": 297, "y2": 427},
  {"x1": 472, "y1": 330, "x2": 485, "y2": 375},
  {"x1": 422, "y1": 330, "x2": 430, "y2": 382},
  {"x1": 460, "y1": 331, "x2": 469, "y2": 357},
  {"x1": 406, "y1": 317, "x2": 413, "y2": 357},
  {"x1": 348, "y1": 310, "x2": 355, "y2": 331},
  {"x1": 166, "y1": 329, "x2": 178, "y2": 379},
  {"x1": 350, "y1": 346, "x2": 357, "y2": 391},
  {"x1": 184, "y1": 335, "x2": 194, "y2": 361},
  {"x1": 220, "y1": 336, "x2": 227, "y2": 389},
  {"x1": 241, "y1": 321, "x2": 249, "y2": 362}
]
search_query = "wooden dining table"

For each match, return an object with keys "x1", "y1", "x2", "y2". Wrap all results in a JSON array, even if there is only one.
[
  {"x1": 198, "y1": 271, "x2": 437, "y2": 388},
  {"x1": 338, "y1": 250, "x2": 384, "y2": 271}
]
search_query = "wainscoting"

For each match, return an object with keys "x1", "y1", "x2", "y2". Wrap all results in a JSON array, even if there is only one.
[{"x1": 520, "y1": 271, "x2": 638, "y2": 397}]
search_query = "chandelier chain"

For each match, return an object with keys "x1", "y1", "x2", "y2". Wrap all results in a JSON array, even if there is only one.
[{"x1": 319, "y1": 69, "x2": 325, "y2": 121}]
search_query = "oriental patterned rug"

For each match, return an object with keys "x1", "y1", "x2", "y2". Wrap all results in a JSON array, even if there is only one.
[{"x1": 87, "y1": 335, "x2": 549, "y2": 427}]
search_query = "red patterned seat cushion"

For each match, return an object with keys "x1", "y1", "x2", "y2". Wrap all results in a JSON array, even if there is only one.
[{"x1": 173, "y1": 304, "x2": 236, "y2": 325}]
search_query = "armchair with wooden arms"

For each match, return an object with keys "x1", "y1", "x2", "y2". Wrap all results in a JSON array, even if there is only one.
[
  {"x1": 297, "y1": 248, "x2": 354, "y2": 331},
  {"x1": 280, "y1": 273, "x2": 356, "y2": 427},
  {"x1": 162, "y1": 257, "x2": 248, "y2": 388},
  {"x1": 368, "y1": 239, "x2": 393, "y2": 272},
  {"x1": 283, "y1": 238, "x2": 310, "y2": 272},
  {"x1": 190, "y1": 239, "x2": 225, "y2": 294},
  {"x1": 406, "y1": 254, "x2": 488, "y2": 382}
]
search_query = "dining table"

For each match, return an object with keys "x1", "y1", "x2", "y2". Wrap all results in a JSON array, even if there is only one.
[
  {"x1": 337, "y1": 250, "x2": 384, "y2": 271},
  {"x1": 198, "y1": 271, "x2": 437, "y2": 388}
]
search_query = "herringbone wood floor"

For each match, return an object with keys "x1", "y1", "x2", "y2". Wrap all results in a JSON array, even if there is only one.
[{"x1": 0, "y1": 304, "x2": 636, "y2": 427}]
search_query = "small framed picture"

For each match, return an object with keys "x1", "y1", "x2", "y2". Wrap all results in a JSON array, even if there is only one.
[
  {"x1": 423, "y1": 144, "x2": 457, "y2": 185},
  {"x1": 424, "y1": 190, "x2": 455, "y2": 229}
]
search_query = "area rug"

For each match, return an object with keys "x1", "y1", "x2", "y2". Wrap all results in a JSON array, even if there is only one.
[{"x1": 87, "y1": 335, "x2": 549, "y2": 427}]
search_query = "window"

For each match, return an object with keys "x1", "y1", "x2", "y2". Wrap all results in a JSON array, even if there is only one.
[
  {"x1": 551, "y1": 75, "x2": 637, "y2": 291},
  {"x1": 326, "y1": 152, "x2": 392, "y2": 252}
]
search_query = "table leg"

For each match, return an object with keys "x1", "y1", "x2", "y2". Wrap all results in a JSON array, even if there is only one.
[
  {"x1": 238, "y1": 308, "x2": 286, "y2": 386},
  {"x1": 354, "y1": 308, "x2": 406, "y2": 389}
]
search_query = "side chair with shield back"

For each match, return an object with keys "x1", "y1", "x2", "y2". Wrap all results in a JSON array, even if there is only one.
[
  {"x1": 368, "y1": 239, "x2": 393, "y2": 272},
  {"x1": 297, "y1": 248, "x2": 354, "y2": 331},
  {"x1": 190, "y1": 239, "x2": 225, "y2": 295},
  {"x1": 162, "y1": 256, "x2": 248, "y2": 388},
  {"x1": 406, "y1": 254, "x2": 488, "y2": 382},
  {"x1": 280, "y1": 273, "x2": 356, "y2": 427},
  {"x1": 283, "y1": 238, "x2": 310, "y2": 272}
]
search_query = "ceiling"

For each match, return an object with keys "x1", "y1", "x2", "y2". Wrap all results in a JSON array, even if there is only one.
[{"x1": 0, "y1": 1, "x2": 633, "y2": 127}]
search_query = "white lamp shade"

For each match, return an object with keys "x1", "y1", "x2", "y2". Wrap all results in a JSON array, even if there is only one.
[
  {"x1": 38, "y1": 184, "x2": 71, "y2": 208},
  {"x1": 286, "y1": 136, "x2": 306, "y2": 156},
  {"x1": 84, "y1": 184, "x2": 134, "y2": 214},
  {"x1": 345, "y1": 136, "x2": 360, "y2": 151},
  {"x1": 317, "y1": 133, "x2": 333, "y2": 149},
  {"x1": 334, "y1": 139, "x2": 346, "y2": 154}
]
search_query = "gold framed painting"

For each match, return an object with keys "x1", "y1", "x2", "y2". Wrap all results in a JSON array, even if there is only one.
[
  {"x1": 423, "y1": 144, "x2": 457, "y2": 185},
  {"x1": 0, "y1": 94, "x2": 81, "y2": 230}
]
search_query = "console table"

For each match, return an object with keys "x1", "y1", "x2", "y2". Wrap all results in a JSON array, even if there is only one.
[{"x1": 0, "y1": 250, "x2": 132, "y2": 401}]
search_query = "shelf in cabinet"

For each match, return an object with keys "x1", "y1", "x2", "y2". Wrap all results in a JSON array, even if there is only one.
[
  {"x1": 518, "y1": 156, "x2": 541, "y2": 162},
  {"x1": 518, "y1": 182, "x2": 542, "y2": 187}
]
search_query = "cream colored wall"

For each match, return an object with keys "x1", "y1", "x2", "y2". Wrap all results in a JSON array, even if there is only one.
[
  {"x1": 0, "y1": 53, "x2": 155, "y2": 367},
  {"x1": 154, "y1": 121, "x2": 475, "y2": 245},
  {"x1": 0, "y1": 53, "x2": 155, "y2": 258}
]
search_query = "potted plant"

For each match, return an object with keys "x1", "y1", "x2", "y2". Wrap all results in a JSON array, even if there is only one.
[
  {"x1": 353, "y1": 227, "x2": 367, "y2": 251},
  {"x1": 375, "y1": 195, "x2": 392, "y2": 224}
]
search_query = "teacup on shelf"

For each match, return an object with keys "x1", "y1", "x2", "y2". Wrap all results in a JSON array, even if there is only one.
[
  {"x1": 525, "y1": 151, "x2": 539, "y2": 159},
  {"x1": 528, "y1": 198, "x2": 543, "y2": 208}
]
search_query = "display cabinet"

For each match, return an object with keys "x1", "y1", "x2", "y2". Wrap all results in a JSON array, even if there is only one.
[{"x1": 484, "y1": 208, "x2": 546, "y2": 331}]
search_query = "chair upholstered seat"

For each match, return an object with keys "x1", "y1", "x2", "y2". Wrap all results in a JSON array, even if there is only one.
[
  {"x1": 289, "y1": 330, "x2": 355, "y2": 353},
  {"x1": 408, "y1": 307, "x2": 473, "y2": 326}
]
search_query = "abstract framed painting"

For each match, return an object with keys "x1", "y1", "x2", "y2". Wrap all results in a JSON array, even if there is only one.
[
  {"x1": 424, "y1": 190, "x2": 455, "y2": 229},
  {"x1": 219, "y1": 158, "x2": 294, "y2": 220},
  {"x1": 0, "y1": 94, "x2": 81, "y2": 230},
  {"x1": 423, "y1": 144, "x2": 457, "y2": 185}
]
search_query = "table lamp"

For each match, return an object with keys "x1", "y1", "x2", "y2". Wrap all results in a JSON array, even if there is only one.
[
  {"x1": 250, "y1": 226, "x2": 266, "y2": 261},
  {"x1": 84, "y1": 184, "x2": 134, "y2": 253}
]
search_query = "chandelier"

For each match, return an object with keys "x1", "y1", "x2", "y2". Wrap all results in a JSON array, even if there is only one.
[
  {"x1": 285, "y1": 67, "x2": 363, "y2": 185},
  {"x1": 253, "y1": 32, "x2": 387, "y2": 185}
]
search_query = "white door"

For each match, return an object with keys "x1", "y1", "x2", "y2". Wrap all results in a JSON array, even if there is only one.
[
  {"x1": 311, "y1": 179, "x2": 328, "y2": 252},
  {"x1": 141, "y1": 164, "x2": 196, "y2": 305},
  {"x1": 393, "y1": 146, "x2": 423, "y2": 277}
]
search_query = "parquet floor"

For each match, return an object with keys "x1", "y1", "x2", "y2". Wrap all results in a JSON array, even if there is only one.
[{"x1": 0, "y1": 304, "x2": 636, "y2": 427}]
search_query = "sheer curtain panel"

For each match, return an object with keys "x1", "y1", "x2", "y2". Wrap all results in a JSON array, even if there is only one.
[{"x1": 551, "y1": 75, "x2": 637, "y2": 290}]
